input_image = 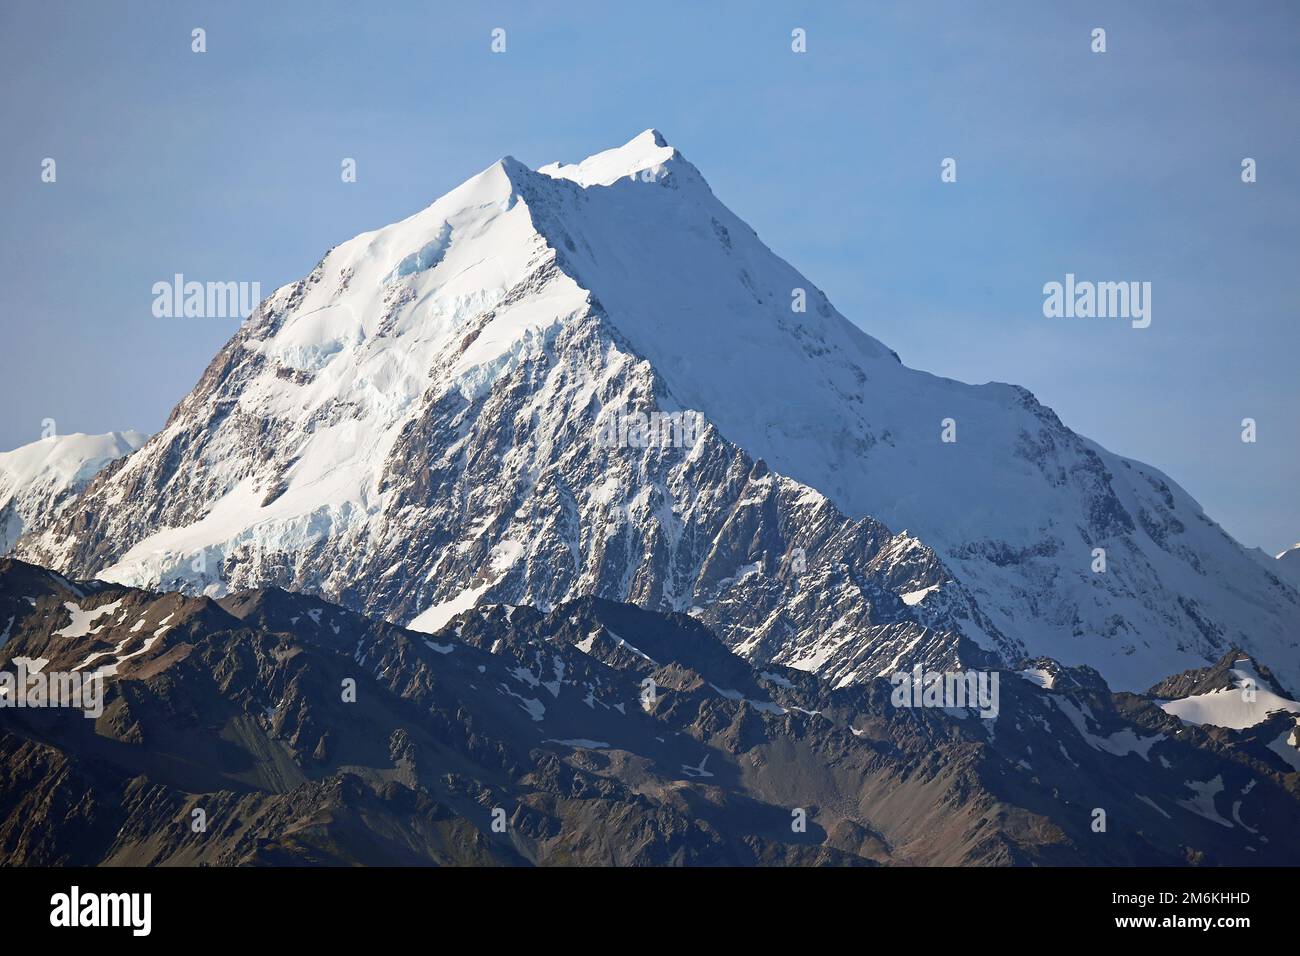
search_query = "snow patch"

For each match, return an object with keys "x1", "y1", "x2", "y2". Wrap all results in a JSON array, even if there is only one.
[
  {"x1": 1177, "y1": 776, "x2": 1233, "y2": 828},
  {"x1": 1160, "y1": 662, "x2": 1300, "y2": 729},
  {"x1": 53, "y1": 599, "x2": 123, "y2": 638}
]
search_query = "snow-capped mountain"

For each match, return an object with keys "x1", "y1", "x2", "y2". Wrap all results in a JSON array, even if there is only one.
[
  {"x1": 0, "y1": 431, "x2": 146, "y2": 554},
  {"x1": 18, "y1": 131, "x2": 1299, "y2": 693}
]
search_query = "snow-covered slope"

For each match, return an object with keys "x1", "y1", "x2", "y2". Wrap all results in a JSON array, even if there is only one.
[
  {"x1": 1160, "y1": 658, "x2": 1300, "y2": 729},
  {"x1": 19, "y1": 131, "x2": 1299, "y2": 693},
  {"x1": 1275, "y1": 544, "x2": 1300, "y2": 591},
  {"x1": 0, "y1": 431, "x2": 146, "y2": 554}
]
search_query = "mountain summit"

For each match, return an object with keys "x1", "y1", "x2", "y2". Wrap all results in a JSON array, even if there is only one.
[
  {"x1": 18, "y1": 131, "x2": 1299, "y2": 693},
  {"x1": 537, "y1": 127, "x2": 677, "y2": 185}
]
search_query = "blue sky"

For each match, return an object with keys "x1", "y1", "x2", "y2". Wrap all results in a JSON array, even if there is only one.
[{"x1": 1, "y1": 0, "x2": 1296, "y2": 553}]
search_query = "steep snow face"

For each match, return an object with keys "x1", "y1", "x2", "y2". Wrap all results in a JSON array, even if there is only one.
[
  {"x1": 26, "y1": 156, "x2": 583, "y2": 585},
  {"x1": 19, "y1": 131, "x2": 1300, "y2": 693},
  {"x1": 0, "y1": 431, "x2": 147, "y2": 553}
]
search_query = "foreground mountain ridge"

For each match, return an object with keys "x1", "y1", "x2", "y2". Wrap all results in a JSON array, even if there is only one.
[
  {"x1": 2, "y1": 557, "x2": 1297, "y2": 865},
  {"x1": 16, "y1": 130, "x2": 1299, "y2": 694}
]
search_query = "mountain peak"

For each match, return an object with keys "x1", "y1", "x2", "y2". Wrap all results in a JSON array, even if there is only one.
[
  {"x1": 20, "y1": 134, "x2": 1300, "y2": 699},
  {"x1": 538, "y1": 128, "x2": 679, "y2": 187}
]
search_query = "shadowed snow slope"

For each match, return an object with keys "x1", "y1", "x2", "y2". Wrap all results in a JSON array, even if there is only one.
[
  {"x1": 1276, "y1": 544, "x2": 1300, "y2": 591},
  {"x1": 19, "y1": 130, "x2": 1299, "y2": 694}
]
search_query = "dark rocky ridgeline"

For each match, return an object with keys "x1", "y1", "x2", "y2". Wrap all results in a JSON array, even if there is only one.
[
  {"x1": 1145, "y1": 646, "x2": 1293, "y2": 700},
  {"x1": 0, "y1": 556, "x2": 1297, "y2": 866}
]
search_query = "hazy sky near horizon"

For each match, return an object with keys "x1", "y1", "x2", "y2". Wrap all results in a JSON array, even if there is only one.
[{"x1": 1, "y1": 1, "x2": 1296, "y2": 553}]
